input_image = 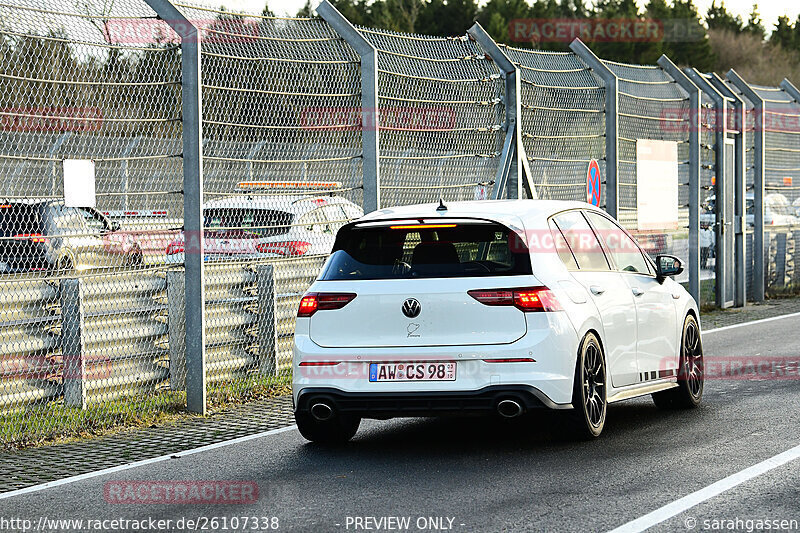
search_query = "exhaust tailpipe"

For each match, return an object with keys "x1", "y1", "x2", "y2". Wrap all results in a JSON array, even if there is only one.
[
  {"x1": 497, "y1": 399, "x2": 523, "y2": 418},
  {"x1": 310, "y1": 402, "x2": 334, "y2": 421}
]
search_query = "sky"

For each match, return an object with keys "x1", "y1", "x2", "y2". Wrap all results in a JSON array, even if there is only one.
[{"x1": 202, "y1": 0, "x2": 800, "y2": 34}]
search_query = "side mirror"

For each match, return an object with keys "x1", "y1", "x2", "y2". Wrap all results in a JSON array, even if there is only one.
[{"x1": 656, "y1": 254, "x2": 683, "y2": 281}]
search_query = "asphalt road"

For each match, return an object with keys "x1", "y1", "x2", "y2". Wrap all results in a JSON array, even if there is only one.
[{"x1": 3, "y1": 316, "x2": 800, "y2": 533}]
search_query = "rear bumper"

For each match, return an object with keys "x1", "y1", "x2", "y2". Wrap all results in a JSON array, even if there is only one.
[
  {"x1": 295, "y1": 385, "x2": 572, "y2": 418},
  {"x1": 292, "y1": 311, "x2": 579, "y2": 408}
]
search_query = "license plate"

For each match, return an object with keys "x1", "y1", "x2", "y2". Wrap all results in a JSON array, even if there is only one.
[{"x1": 369, "y1": 362, "x2": 456, "y2": 382}]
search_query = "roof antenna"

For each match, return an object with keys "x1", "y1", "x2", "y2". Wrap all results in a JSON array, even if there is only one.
[{"x1": 436, "y1": 198, "x2": 447, "y2": 211}]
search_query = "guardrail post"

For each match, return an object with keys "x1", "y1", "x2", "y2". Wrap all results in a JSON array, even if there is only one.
[
  {"x1": 166, "y1": 269, "x2": 186, "y2": 390},
  {"x1": 144, "y1": 0, "x2": 207, "y2": 414},
  {"x1": 658, "y1": 55, "x2": 701, "y2": 304},
  {"x1": 727, "y1": 70, "x2": 765, "y2": 302},
  {"x1": 467, "y1": 23, "x2": 536, "y2": 200},
  {"x1": 61, "y1": 278, "x2": 86, "y2": 409},
  {"x1": 256, "y1": 264, "x2": 278, "y2": 376},
  {"x1": 570, "y1": 39, "x2": 618, "y2": 218},
  {"x1": 317, "y1": 0, "x2": 381, "y2": 213}
]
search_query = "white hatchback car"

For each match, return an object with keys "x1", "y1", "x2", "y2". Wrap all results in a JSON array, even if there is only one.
[
  {"x1": 293, "y1": 200, "x2": 703, "y2": 442},
  {"x1": 165, "y1": 190, "x2": 363, "y2": 262}
]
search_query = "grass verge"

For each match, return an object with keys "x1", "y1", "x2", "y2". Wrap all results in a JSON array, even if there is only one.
[{"x1": 0, "y1": 372, "x2": 292, "y2": 452}]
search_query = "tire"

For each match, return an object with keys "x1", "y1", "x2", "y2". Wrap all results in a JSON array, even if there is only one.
[
  {"x1": 652, "y1": 314, "x2": 704, "y2": 409},
  {"x1": 55, "y1": 256, "x2": 74, "y2": 274},
  {"x1": 567, "y1": 332, "x2": 607, "y2": 439},
  {"x1": 295, "y1": 411, "x2": 360, "y2": 445}
]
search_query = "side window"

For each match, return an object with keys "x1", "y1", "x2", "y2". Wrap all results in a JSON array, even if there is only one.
[
  {"x1": 321, "y1": 205, "x2": 348, "y2": 232},
  {"x1": 77, "y1": 208, "x2": 108, "y2": 235},
  {"x1": 584, "y1": 211, "x2": 649, "y2": 274},
  {"x1": 340, "y1": 203, "x2": 363, "y2": 221},
  {"x1": 297, "y1": 209, "x2": 330, "y2": 234},
  {"x1": 552, "y1": 211, "x2": 610, "y2": 271},
  {"x1": 548, "y1": 219, "x2": 578, "y2": 270},
  {"x1": 52, "y1": 206, "x2": 85, "y2": 235}
]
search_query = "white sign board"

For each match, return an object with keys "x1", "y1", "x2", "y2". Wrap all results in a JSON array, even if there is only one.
[
  {"x1": 636, "y1": 140, "x2": 678, "y2": 231},
  {"x1": 474, "y1": 183, "x2": 488, "y2": 201},
  {"x1": 63, "y1": 159, "x2": 96, "y2": 208}
]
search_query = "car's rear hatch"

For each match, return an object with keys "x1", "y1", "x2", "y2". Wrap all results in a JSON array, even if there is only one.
[
  {"x1": 306, "y1": 218, "x2": 536, "y2": 348},
  {"x1": 309, "y1": 277, "x2": 532, "y2": 348},
  {"x1": 0, "y1": 203, "x2": 47, "y2": 268}
]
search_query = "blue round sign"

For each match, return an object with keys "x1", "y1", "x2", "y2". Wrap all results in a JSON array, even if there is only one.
[{"x1": 586, "y1": 159, "x2": 601, "y2": 207}]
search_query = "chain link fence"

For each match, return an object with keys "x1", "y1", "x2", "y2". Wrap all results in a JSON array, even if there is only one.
[
  {"x1": 0, "y1": 0, "x2": 184, "y2": 445},
  {"x1": 502, "y1": 45, "x2": 606, "y2": 205},
  {"x1": 2, "y1": 0, "x2": 800, "y2": 446},
  {"x1": 358, "y1": 27, "x2": 504, "y2": 206}
]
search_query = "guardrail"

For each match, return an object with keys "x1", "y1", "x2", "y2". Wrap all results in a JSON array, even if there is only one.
[{"x1": 0, "y1": 256, "x2": 325, "y2": 412}]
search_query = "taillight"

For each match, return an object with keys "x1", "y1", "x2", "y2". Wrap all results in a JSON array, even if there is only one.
[
  {"x1": 468, "y1": 286, "x2": 562, "y2": 312},
  {"x1": 166, "y1": 242, "x2": 184, "y2": 255},
  {"x1": 13, "y1": 233, "x2": 48, "y2": 244},
  {"x1": 257, "y1": 241, "x2": 310, "y2": 257},
  {"x1": 297, "y1": 292, "x2": 356, "y2": 317}
]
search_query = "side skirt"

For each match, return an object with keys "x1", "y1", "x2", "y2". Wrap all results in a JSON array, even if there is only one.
[{"x1": 607, "y1": 380, "x2": 679, "y2": 404}]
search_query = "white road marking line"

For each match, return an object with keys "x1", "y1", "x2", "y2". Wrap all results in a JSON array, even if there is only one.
[
  {"x1": 607, "y1": 442, "x2": 800, "y2": 533},
  {"x1": 703, "y1": 311, "x2": 800, "y2": 335},
  {"x1": 0, "y1": 425, "x2": 297, "y2": 501}
]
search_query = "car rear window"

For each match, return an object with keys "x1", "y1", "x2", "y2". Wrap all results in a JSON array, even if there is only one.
[
  {"x1": 0, "y1": 203, "x2": 43, "y2": 237},
  {"x1": 204, "y1": 208, "x2": 293, "y2": 238},
  {"x1": 319, "y1": 222, "x2": 532, "y2": 280}
]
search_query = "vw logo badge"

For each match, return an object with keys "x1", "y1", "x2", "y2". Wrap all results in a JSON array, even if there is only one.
[{"x1": 402, "y1": 298, "x2": 421, "y2": 318}]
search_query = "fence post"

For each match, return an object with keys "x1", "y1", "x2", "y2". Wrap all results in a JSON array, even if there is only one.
[
  {"x1": 727, "y1": 70, "x2": 765, "y2": 302},
  {"x1": 317, "y1": 0, "x2": 381, "y2": 213},
  {"x1": 710, "y1": 73, "x2": 746, "y2": 307},
  {"x1": 256, "y1": 264, "x2": 278, "y2": 376},
  {"x1": 143, "y1": 0, "x2": 206, "y2": 414},
  {"x1": 657, "y1": 55, "x2": 701, "y2": 304},
  {"x1": 467, "y1": 23, "x2": 536, "y2": 200},
  {"x1": 166, "y1": 269, "x2": 186, "y2": 391},
  {"x1": 61, "y1": 278, "x2": 86, "y2": 409},
  {"x1": 780, "y1": 78, "x2": 800, "y2": 105},
  {"x1": 570, "y1": 39, "x2": 618, "y2": 218},
  {"x1": 688, "y1": 69, "x2": 730, "y2": 308}
]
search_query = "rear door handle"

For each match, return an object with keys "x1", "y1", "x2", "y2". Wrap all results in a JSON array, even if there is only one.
[
  {"x1": 632, "y1": 287, "x2": 644, "y2": 297},
  {"x1": 589, "y1": 285, "x2": 605, "y2": 295}
]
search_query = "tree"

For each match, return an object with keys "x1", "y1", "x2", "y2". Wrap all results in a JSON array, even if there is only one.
[
  {"x1": 744, "y1": 3, "x2": 765, "y2": 41},
  {"x1": 667, "y1": 0, "x2": 715, "y2": 71},
  {"x1": 705, "y1": 1, "x2": 743, "y2": 33},
  {"x1": 770, "y1": 15, "x2": 795, "y2": 52},
  {"x1": 417, "y1": 0, "x2": 479, "y2": 36}
]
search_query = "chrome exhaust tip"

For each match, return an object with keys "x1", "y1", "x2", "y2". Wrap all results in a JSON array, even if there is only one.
[
  {"x1": 497, "y1": 399, "x2": 523, "y2": 418},
  {"x1": 310, "y1": 402, "x2": 334, "y2": 421}
]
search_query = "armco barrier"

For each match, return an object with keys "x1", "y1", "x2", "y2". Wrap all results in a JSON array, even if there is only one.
[{"x1": 0, "y1": 258, "x2": 321, "y2": 412}]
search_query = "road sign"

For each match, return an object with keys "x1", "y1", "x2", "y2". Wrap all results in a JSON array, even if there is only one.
[{"x1": 586, "y1": 159, "x2": 601, "y2": 207}]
